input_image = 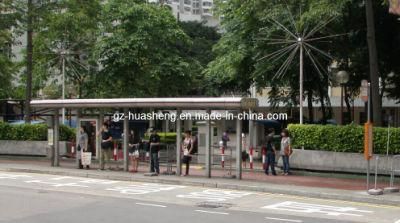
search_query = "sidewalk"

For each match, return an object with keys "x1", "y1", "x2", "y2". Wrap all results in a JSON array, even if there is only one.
[{"x1": 1, "y1": 157, "x2": 400, "y2": 206}]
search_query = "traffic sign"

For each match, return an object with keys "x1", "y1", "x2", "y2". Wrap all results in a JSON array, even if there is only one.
[{"x1": 361, "y1": 80, "x2": 369, "y2": 102}]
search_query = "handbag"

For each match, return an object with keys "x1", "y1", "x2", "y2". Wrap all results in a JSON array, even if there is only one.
[
  {"x1": 284, "y1": 146, "x2": 293, "y2": 156},
  {"x1": 81, "y1": 152, "x2": 92, "y2": 166}
]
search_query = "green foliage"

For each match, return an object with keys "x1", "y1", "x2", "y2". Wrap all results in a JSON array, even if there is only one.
[
  {"x1": 32, "y1": 0, "x2": 102, "y2": 99},
  {"x1": 178, "y1": 21, "x2": 220, "y2": 95},
  {"x1": 0, "y1": 122, "x2": 75, "y2": 141},
  {"x1": 288, "y1": 124, "x2": 400, "y2": 154},
  {"x1": 0, "y1": 0, "x2": 22, "y2": 99},
  {"x1": 143, "y1": 132, "x2": 177, "y2": 144},
  {"x1": 94, "y1": 1, "x2": 193, "y2": 97}
]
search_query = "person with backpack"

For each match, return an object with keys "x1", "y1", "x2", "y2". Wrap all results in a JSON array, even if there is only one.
[
  {"x1": 264, "y1": 136, "x2": 277, "y2": 176},
  {"x1": 280, "y1": 129, "x2": 292, "y2": 175},
  {"x1": 181, "y1": 130, "x2": 194, "y2": 176}
]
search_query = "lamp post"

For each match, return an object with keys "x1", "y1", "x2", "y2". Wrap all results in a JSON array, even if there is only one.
[{"x1": 336, "y1": 71, "x2": 349, "y2": 125}]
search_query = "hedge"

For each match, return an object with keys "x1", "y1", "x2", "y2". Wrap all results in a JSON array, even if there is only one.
[
  {"x1": 0, "y1": 122, "x2": 75, "y2": 141},
  {"x1": 143, "y1": 132, "x2": 177, "y2": 144},
  {"x1": 287, "y1": 124, "x2": 400, "y2": 154}
]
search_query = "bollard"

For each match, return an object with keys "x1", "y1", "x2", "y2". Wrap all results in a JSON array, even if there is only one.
[
  {"x1": 262, "y1": 146, "x2": 266, "y2": 170},
  {"x1": 71, "y1": 141, "x2": 75, "y2": 158},
  {"x1": 113, "y1": 141, "x2": 117, "y2": 161},
  {"x1": 221, "y1": 145, "x2": 225, "y2": 168},
  {"x1": 249, "y1": 146, "x2": 254, "y2": 169},
  {"x1": 384, "y1": 155, "x2": 400, "y2": 193}
]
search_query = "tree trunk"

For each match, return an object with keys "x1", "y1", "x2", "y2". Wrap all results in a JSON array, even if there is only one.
[
  {"x1": 307, "y1": 90, "x2": 313, "y2": 123},
  {"x1": 24, "y1": 0, "x2": 33, "y2": 123},
  {"x1": 365, "y1": 0, "x2": 382, "y2": 126}
]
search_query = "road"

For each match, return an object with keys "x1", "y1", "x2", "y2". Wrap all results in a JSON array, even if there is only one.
[{"x1": 0, "y1": 171, "x2": 399, "y2": 223}]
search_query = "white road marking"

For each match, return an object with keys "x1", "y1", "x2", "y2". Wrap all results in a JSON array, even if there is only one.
[
  {"x1": 394, "y1": 220, "x2": 400, "y2": 223},
  {"x1": 135, "y1": 202, "x2": 166, "y2": 208},
  {"x1": 0, "y1": 173, "x2": 32, "y2": 179},
  {"x1": 177, "y1": 189, "x2": 252, "y2": 202},
  {"x1": 195, "y1": 210, "x2": 229, "y2": 215},
  {"x1": 79, "y1": 179, "x2": 119, "y2": 185},
  {"x1": 25, "y1": 180, "x2": 89, "y2": 188},
  {"x1": 51, "y1": 176, "x2": 74, "y2": 180},
  {"x1": 106, "y1": 183, "x2": 185, "y2": 195},
  {"x1": 265, "y1": 217, "x2": 303, "y2": 223},
  {"x1": 262, "y1": 201, "x2": 373, "y2": 217}
]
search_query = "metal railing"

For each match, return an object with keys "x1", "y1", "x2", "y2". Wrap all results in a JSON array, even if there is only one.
[{"x1": 388, "y1": 155, "x2": 400, "y2": 188}]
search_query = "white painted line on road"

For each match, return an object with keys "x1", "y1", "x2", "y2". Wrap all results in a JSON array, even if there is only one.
[
  {"x1": 135, "y1": 202, "x2": 167, "y2": 208},
  {"x1": 394, "y1": 219, "x2": 400, "y2": 223},
  {"x1": 262, "y1": 201, "x2": 373, "y2": 217},
  {"x1": 0, "y1": 173, "x2": 32, "y2": 179},
  {"x1": 177, "y1": 189, "x2": 252, "y2": 202},
  {"x1": 106, "y1": 183, "x2": 185, "y2": 195},
  {"x1": 195, "y1": 210, "x2": 229, "y2": 215},
  {"x1": 265, "y1": 217, "x2": 303, "y2": 223}
]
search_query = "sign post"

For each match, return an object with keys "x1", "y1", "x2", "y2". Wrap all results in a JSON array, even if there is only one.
[{"x1": 361, "y1": 80, "x2": 372, "y2": 191}]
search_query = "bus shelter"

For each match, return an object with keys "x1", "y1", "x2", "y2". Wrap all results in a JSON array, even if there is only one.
[{"x1": 30, "y1": 97, "x2": 258, "y2": 179}]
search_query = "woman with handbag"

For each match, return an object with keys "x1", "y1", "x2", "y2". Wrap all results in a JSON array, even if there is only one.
[
  {"x1": 78, "y1": 126, "x2": 89, "y2": 169},
  {"x1": 181, "y1": 130, "x2": 194, "y2": 176},
  {"x1": 280, "y1": 129, "x2": 292, "y2": 175}
]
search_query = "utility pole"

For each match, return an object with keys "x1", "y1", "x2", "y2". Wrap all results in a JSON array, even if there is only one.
[
  {"x1": 24, "y1": 0, "x2": 33, "y2": 123},
  {"x1": 299, "y1": 38, "x2": 304, "y2": 124},
  {"x1": 365, "y1": 0, "x2": 382, "y2": 126}
]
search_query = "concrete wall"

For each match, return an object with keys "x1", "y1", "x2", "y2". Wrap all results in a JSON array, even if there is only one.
[
  {"x1": 281, "y1": 149, "x2": 400, "y2": 174},
  {"x1": 0, "y1": 140, "x2": 69, "y2": 157}
]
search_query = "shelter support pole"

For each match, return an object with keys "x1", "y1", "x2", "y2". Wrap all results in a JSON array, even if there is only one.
[
  {"x1": 54, "y1": 109, "x2": 60, "y2": 167},
  {"x1": 123, "y1": 108, "x2": 129, "y2": 172},
  {"x1": 75, "y1": 109, "x2": 81, "y2": 168},
  {"x1": 205, "y1": 109, "x2": 212, "y2": 178},
  {"x1": 99, "y1": 109, "x2": 104, "y2": 169},
  {"x1": 236, "y1": 112, "x2": 242, "y2": 180},
  {"x1": 176, "y1": 109, "x2": 182, "y2": 176}
]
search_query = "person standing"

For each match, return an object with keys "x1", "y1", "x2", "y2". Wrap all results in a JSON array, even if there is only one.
[
  {"x1": 280, "y1": 129, "x2": 292, "y2": 175},
  {"x1": 78, "y1": 126, "x2": 89, "y2": 169},
  {"x1": 128, "y1": 130, "x2": 140, "y2": 173},
  {"x1": 149, "y1": 129, "x2": 160, "y2": 174},
  {"x1": 181, "y1": 130, "x2": 194, "y2": 176},
  {"x1": 99, "y1": 122, "x2": 113, "y2": 170},
  {"x1": 221, "y1": 131, "x2": 230, "y2": 148},
  {"x1": 264, "y1": 136, "x2": 276, "y2": 175}
]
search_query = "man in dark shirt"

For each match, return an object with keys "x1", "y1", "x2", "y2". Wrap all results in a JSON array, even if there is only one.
[
  {"x1": 98, "y1": 122, "x2": 113, "y2": 170},
  {"x1": 149, "y1": 129, "x2": 160, "y2": 174}
]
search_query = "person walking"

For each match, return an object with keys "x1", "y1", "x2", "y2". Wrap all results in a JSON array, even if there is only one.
[
  {"x1": 149, "y1": 129, "x2": 160, "y2": 174},
  {"x1": 181, "y1": 130, "x2": 194, "y2": 176},
  {"x1": 128, "y1": 130, "x2": 140, "y2": 173},
  {"x1": 78, "y1": 126, "x2": 89, "y2": 169},
  {"x1": 280, "y1": 129, "x2": 292, "y2": 175},
  {"x1": 264, "y1": 136, "x2": 276, "y2": 176},
  {"x1": 99, "y1": 122, "x2": 113, "y2": 170}
]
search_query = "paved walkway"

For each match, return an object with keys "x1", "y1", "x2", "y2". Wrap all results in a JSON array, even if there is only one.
[{"x1": 1, "y1": 157, "x2": 400, "y2": 206}]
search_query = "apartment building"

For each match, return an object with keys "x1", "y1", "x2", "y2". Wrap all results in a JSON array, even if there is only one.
[{"x1": 166, "y1": 0, "x2": 219, "y2": 27}]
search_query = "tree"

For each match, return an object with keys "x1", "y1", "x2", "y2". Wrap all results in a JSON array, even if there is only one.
[
  {"x1": 94, "y1": 1, "x2": 193, "y2": 97},
  {"x1": 0, "y1": 0, "x2": 22, "y2": 99},
  {"x1": 178, "y1": 21, "x2": 220, "y2": 95},
  {"x1": 207, "y1": 0, "x2": 349, "y2": 123},
  {"x1": 32, "y1": 0, "x2": 102, "y2": 99}
]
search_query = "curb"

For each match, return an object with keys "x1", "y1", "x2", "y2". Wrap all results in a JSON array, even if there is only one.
[{"x1": 1, "y1": 167, "x2": 399, "y2": 207}]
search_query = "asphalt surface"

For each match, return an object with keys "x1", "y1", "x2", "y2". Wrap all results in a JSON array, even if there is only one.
[{"x1": 0, "y1": 171, "x2": 399, "y2": 223}]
